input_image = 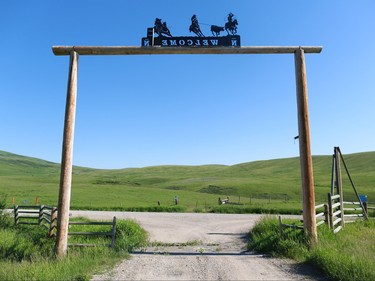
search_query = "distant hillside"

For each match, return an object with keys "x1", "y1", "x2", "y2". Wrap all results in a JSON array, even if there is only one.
[
  {"x1": 0, "y1": 150, "x2": 374, "y2": 209},
  {"x1": 0, "y1": 151, "x2": 60, "y2": 175}
]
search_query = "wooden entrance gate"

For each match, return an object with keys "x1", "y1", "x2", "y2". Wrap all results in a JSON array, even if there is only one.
[{"x1": 52, "y1": 45, "x2": 322, "y2": 257}]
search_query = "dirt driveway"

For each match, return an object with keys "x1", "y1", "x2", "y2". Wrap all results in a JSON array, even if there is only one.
[{"x1": 70, "y1": 211, "x2": 325, "y2": 280}]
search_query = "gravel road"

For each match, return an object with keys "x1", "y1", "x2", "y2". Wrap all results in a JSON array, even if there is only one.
[{"x1": 69, "y1": 211, "x2": 326, "y2": 280}]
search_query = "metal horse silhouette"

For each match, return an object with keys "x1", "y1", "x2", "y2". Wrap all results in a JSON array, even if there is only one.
[
  {"x1": 224, "y1": 13, "x2": 238, "y2": 35},
  {"x1": 189, "y1": 15, "x2": 204, "y2": 37},
  {"x1": 154, "y1": 18, "x2": 172, "y2": 37},
  {"x1": 189, "y1": 13, "x2": 238, "y2": 37}
]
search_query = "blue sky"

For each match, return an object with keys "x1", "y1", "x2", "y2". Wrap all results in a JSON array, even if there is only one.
[{"x1": 1, "y1": 1, "x2": 374, "y2": 169}]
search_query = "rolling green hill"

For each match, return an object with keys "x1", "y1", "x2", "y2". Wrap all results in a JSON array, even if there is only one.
[{"x1": 0, "y1": 150, "x2": 374, "y2": 212}]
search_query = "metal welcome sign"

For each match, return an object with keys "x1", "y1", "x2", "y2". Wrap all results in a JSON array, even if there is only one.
[{"x1": 142, "y1": 13, "x2": 240, "y2": 47}]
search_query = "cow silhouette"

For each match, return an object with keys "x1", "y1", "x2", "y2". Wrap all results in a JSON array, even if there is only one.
[{"x1": 211, "y1": 25, "x2": 224, "y2": 36}]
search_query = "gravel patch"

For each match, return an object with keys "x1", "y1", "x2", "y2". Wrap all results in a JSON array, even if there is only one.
[{"x1": 69, "y1": 211, "x2": 326, "y2": 281}]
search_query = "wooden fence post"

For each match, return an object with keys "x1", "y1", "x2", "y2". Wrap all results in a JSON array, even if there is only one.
[
  {"x1": 334, "y1": 147, "x2": 345, "y2": 229},
  {"x1": 278, "y1": 216, "x2": 285, "y2": 238},
  {"x1": 363, "y1": 202, "x2": 368, "y2": 214},
  {"x1": 324, "y1": 204, "x2": 330, "y2": 229},
  {"x1": 111, "y1": 216, "x2": 117, "y2": 248},
  {"x1": 14, "y1": 205, "x2": 18, "y2": 225},
  {"x1": 55, "y1": 50, "x2": 79, "y2": 258},
  {"x1": 294, "y1": 47, "x2": 317, "y2": 243},
  {"x1": 337, "y1": 147, "x2": 369, "y2": 220},
  {"x1": 327, "y1": 193, "x2": 333, "y2": 229},
  {"x1": 38, "y1": 205, "x2": 43, "y2": 225}
]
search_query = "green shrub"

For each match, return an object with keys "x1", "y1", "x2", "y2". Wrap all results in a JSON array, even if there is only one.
[
  {"x1": 114, "y1": 219, "x2": 148, "y2": 252},
  {"x1": 0, "y1": 218, "x2": 148, "y2": 280},
  {"x1": 248, "y1": 216, "x2": 280, "y2": 254},
  {"x1": 70, "y1": 205, "x2": 187, "y2": 213},
  {"x1": 66, "y1": 218, "x2": 148, "y2": 252},
  {"x1": 248, "y1": 217, "x2": 375, "y2": 281},
  {"x1": 209, "y1": 205, "x2": 300, "y2": 214},
  {"x1": 0, "y1": 194, "x2": 12, "y2": 229},
  {"x1": 193, "y1": 207, "x2": 204, "y2": 213}
]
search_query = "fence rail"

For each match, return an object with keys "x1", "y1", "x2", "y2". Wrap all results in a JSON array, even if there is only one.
[
  {"x1": 314, "y1": 203, "x2": 328, "y2": 227},
  {"x1": 68, "y1": 216, "x2": 117, "y2": 248},
  {"x1": 278, "y1": 216, "x2": 303, "y2": 238},
  {"x1": 278, "y1": 193, "x2": 369, "y2": 237},
  {"x1": 327, "y1": 193, "x2": 344, "y2": 234},
  {"x1": 13, "y1": 206, "x2": 117, "y2": 246},
  {"x1": 342, "y1": 201, "x2": 366, "y2": 224},
  {"x1": 326, "y1": 194, "x2": 369, "y2": 233}
]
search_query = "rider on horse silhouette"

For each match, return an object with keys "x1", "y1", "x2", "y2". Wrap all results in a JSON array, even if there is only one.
[
  {"x1": 225, "y1": 13, "x2": 238, "y2": 35},
  {"x1": 189, "y1": 15, "x2": 204, "y2": 37},
  {"x1": 154, "y1": 18, "x2": 172, "y2": 37}
]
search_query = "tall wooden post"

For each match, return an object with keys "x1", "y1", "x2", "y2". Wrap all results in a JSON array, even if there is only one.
[
  {"x1": 334, "y1": 147, "x2": 345, "y2": 228},
  {"x1": 55, "y1": 50, "x2": 79, "y2": 258},
  {"x1": 294, "y1": 47, "x2": 317, "y2": 243}
]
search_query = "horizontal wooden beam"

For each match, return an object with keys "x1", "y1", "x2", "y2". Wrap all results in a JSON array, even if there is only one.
[{"x1": 52, "y1": 46, "x2": 322, "y2": 56}]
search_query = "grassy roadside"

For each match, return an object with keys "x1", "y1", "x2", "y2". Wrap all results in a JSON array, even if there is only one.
[
  {"x1": 0, "y1": 199, "x2": 148, "y2": 281},
  {"x1": 248, "y1": 216, "x2": 375, "y2": 281}
]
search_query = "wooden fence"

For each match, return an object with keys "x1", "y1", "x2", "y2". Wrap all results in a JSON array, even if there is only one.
[
  {"x1": 314, "y1": 203, "x2": 328, "y2": 228},
  {"x1": 68, "y1": 216, "x2": 117, "y2": 248},
  {"x1": 279, "y1": 194, "x2": 371, "y2": 237},
  {"x1": 327, "y1": 193, "x2": 369, "y2": 233},
  {"x1": 13, "y1": 206, "x2": 117, "y2": 247},
  {"x1": 279, "y1": 202, "x2": 328, "y2": 237},
  {"x1": 343, "y1": 200, "x2": 367, "y2": 222},
  {"x1": 14, "y1": 205, "x2": 57, "y2": 237},
  {"x1": 327, "y1": 194, "x2": 344, "y2": 234}
]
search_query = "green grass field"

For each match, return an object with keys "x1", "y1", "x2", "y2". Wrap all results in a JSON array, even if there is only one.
[
  {"x1": 1, "y1": 150, "x2": 374, "y2": 213},
  {"x1": 0, "y1": 213, "x2": 148, "y2": 281},
  {"x1": 248, "y1": 217, "x2": 375, "y2": 281}
]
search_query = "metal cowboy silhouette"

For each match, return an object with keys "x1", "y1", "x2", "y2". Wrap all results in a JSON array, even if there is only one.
[
  {"x1": 189, "y1": 15, "x2": 204, "y2": 37},
  {"x1": 154, "y1": 18, "x2": 172, "y2": 37},
  {"x1": 225, "y1": 13, "x2": 238, "y2": 35}
]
